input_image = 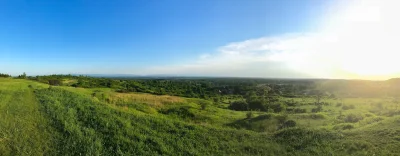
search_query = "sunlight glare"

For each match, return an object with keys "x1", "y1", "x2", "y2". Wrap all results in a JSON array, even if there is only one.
[{"x1": 320, "y1": 0, "x2": 400, "y2": 77}]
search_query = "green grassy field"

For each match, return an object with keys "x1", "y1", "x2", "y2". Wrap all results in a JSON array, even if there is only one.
[
  {"x1": 0, "y1": 79, "x2": 51, "y2": 155},
  {"x1": 1, "y1": 78, "x2": 400, "y2": 155}
]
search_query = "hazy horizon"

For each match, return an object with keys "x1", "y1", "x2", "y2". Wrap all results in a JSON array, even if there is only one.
[{"x1": 1, "y1": 0, "x2": 399, "y2": 80}]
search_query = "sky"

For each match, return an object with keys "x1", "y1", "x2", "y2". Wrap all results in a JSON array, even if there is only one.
[{"x1": 0, "y1": 0, "x2": 399, "y2": 80}]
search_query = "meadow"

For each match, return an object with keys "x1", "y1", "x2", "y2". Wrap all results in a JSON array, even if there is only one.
[{"x1": 1, "y1": 77, "x2": 400, "y2": 155}]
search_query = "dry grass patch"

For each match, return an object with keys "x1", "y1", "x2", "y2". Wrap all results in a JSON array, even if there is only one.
[{"x1": 110, "y1": 92, "x2": 185, "y2": 108}]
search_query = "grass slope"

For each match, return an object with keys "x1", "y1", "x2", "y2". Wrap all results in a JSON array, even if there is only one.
[
  {"x1": 35, "y1": 87, "x2": 286, "y2": 155},
  {"x1": 2, "y1": 78, "x2": 400, "y2": 155},
  {"x1": 0, "y1": 79, "x2": 52, "y2": 155}
]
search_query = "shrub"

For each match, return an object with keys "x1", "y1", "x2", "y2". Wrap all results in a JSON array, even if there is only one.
[
  {"x1": 228, "y1": 101, "x2": 248, "y2": 111},
  {"x1": 248, "y1": 100, "x2": 267, "y2": 111},
  {"x1": 343, "y1": 113, "x2": 363, "y2": 123},
  {"x1": 311, "y1": 105, "x2": 323, "y2": 113},
  {"x1": 275, "y1": 114, "x2": 288, "y2": 124},
  {"x1": 359, "y1": 116, "x2": 384, "y2": 125},
  {"x1": 309, "y1": 113, "x2": 326, "y2": 119},
  {"x1": 269, "y1": 103, "x2": 286, "y2": 113},
  {"x1": 342, "y1": 104, "x2": 355, "y2": 110},
  {"x1": 279, "y1": 120, "x2": 297, "y2": 129},
  {"x1": 285, "y1": 100, "x2": 297, "y2": 107},
  {"x1": 212, "y1": 97, "x2": 220, "y2": 103},
  {"x1": 199, "y1": 101, "x2": 210, "y2": 110},
  {"x1": 48, "y1": 79, "x2": 63, "y2": 86},
  {"x1": 341, "y1": 124, "x2": 354, "y2": 130},
  {"x1": 386, "y1": 110, "x2": 400, "y2": 117},
  {"x1": 297, "y1": 113, "x2": 326, "y2": 120},
  {"x1": 294, "y1": 108, "x2": 307, "y2": 113},
  {"x1": 333, "y1": 123, "x2": 355, "y2": 130},
  {"x1": 246, "y1": 111, "x2": 254, "y2": 119},
  {"x1": 116, "y1": 89, "x2": 129, "y2": 93},
  {"x1": 251, "y1": 114, "x2": 272, "y2": 121},
  {"x1": 364, "y1": 113, "x2": 374, "y2": 117}
]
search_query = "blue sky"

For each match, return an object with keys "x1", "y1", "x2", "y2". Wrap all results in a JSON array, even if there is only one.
[{"x1": 2, "y1": 0, "x2": 396, "y2": 79}]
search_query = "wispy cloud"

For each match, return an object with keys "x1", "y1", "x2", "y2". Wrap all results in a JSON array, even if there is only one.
[
  {"x1": 142, "y1": 33, "x2": 326, "y2": 78},
  {"x1": 141, "y1": 0, "x2": 400, "y2": 80},
  {"x1": 141, "y1": 28, "x2": 400, "y2": 79}
]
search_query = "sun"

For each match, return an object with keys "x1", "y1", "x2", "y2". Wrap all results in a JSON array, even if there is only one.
[{"x1": 318, "y1": 0, "x2": 400, "y2": 79}]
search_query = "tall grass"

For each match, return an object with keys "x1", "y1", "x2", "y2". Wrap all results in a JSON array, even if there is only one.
[
  {"x1": 35, "y1": 88, "x2": 285, "y2": 155},
  {"x1": 2, "y1": 78, "x2": 400, "y2": 155},
  {"x1": 0, "y1": 79, "x2": 52, "y2": 155}
]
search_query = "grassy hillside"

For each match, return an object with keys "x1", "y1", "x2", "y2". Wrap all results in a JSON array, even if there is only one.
[
  {"x1": 0, "y1": 79, "x2": 51, "y2": 155},
  {"x1": 1, "y1": 78, "x2": 400, "y2": 155}
]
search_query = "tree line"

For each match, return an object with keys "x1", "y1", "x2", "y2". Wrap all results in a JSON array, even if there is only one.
[
  {"x1": 30, "y1": 75, "x2": 317, "y2": 99},
  {"x1": 0, "y1": 73, "x2": 11, "y2": 78}
]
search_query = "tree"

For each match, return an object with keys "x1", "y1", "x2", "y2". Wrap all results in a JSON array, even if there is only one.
[
  {"x1": 17, "y1": 72, "x2": 27, "y2": 79},
  {"x1": 248, "y1": 99, "x2": 267, "y2": 111},
  {"x1": 0, "y1": 73, "x2": 11, "y2": 78}
]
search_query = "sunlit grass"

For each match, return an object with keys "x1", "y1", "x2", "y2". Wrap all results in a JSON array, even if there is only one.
[
  {"x1": 0, "y1": 78, "x2": 52, "y2": 155},
  {"x1": 2, "y1": 78, "x2": 400, "y2": 155}
]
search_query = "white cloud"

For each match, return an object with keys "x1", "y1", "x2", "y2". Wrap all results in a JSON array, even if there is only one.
[
  {"x1": 142, "y1": 28, "x2": 400, "y2": 79},
  {"x1": 142, "y1": 34, "x2": 324, "y2": 78},
  {"x1": 141, "y1": 0, "x2": 400, "y2": 80}
]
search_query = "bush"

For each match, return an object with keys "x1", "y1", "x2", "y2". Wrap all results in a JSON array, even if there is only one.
[
  {"x1": 341, "y1": 124, "x2": 354, "y2": 130},
  {"x1": 252, "y1": 114, "x2": 272, "y2": 121},
  {"x1": 275, "y1": 114, "x2": 288, "y2": 124},
  {"x1": 285, "y1": 100, "x2": 297, "y2": 107},
  {"x1": 309, "y1": 113, "x2": 326, "y2": 119},
  {"x1": 248, "y1": 100, "x2": 267, "y2": 111},
  {"x1": 297, "y1": 113, "x2": 326, "y2": 120},
  {"x1": 333, "y1": 123, "x2": 355, "y2": 130},
  {"x1": 228, "y1": 101, "x2": 248, "y2": 111},
  {"x1": 342, "y1": 104, "x2": 355, "y2": 110},
  {"x1": 359, "y1": 116, "x2": 384, "y2": 125},
  {"x1": 212, "y1": 97, "x2": 220, "y2": 103},
  {"x1": 311, "y1": 105, "x2": 323, "y2": 113},
  {"x1": 279, "y1": 120, "x2": 296, "y2": 129},
  {"x1": 48, "y1": 79, "x2": 63, "y2": 86},
  {"x1": 116, "y1": 89, "x2": 129, "y2": 93},
  {"x1": 269, "y1": 103, "x2": 286, "y2": 113},
  {"x1": 343, "y1": 113, "x2": 363, "y2": 123},
  {"x1": 246, "y1": 111, "x2": 254, "y2": 119},
  {"x1": 294, "y1": 108, "x2": 307, "y2": 113},
  {"x1": 199, "y1": 101, "x2": 210, "y2": 110}
]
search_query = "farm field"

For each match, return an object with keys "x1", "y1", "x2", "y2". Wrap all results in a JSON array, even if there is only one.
[{"x1": 1, "y1": 77, "x2": 400, "y2": 155}]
